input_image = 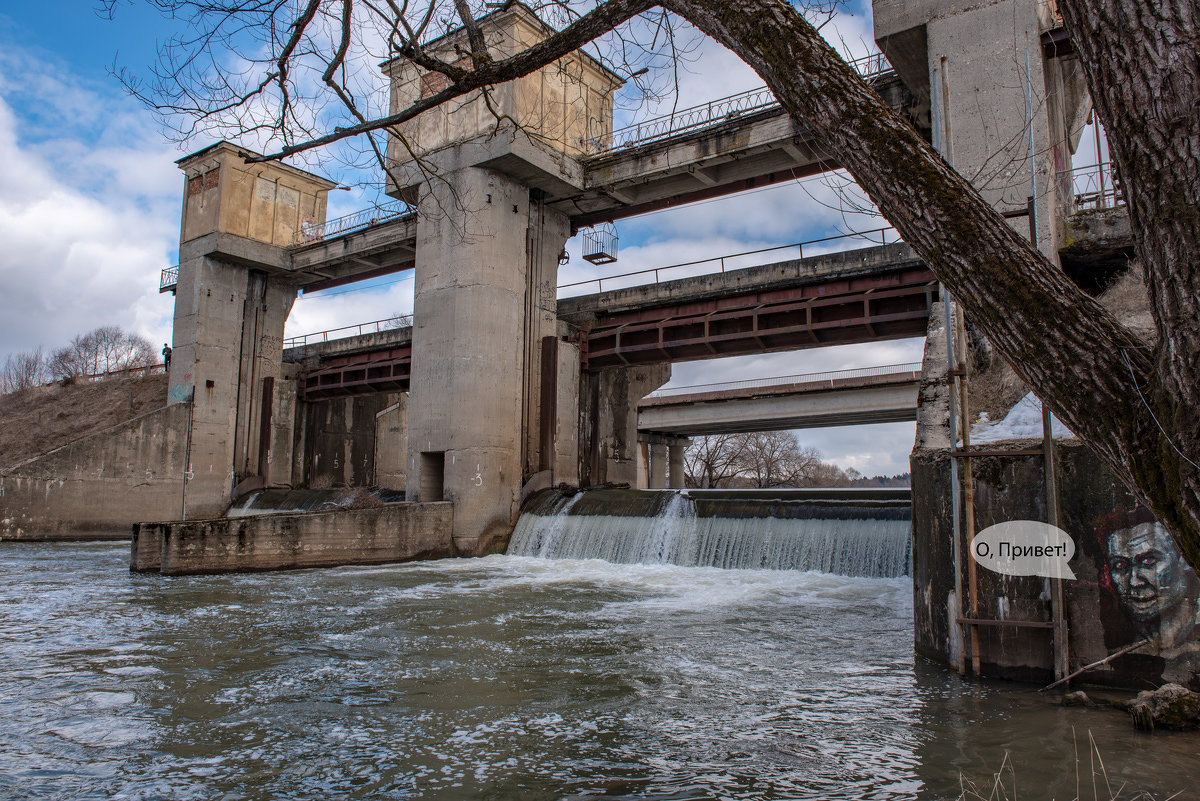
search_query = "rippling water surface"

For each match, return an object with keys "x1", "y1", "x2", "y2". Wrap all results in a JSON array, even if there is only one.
[{"x1": 0, "y1": 542, "x2": 1194, "y2": 800}]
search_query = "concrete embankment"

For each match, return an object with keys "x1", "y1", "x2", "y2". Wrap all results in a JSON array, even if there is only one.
[
  {"x1": 1, "y1": 403, "x2": 190, "y2": 540},
  {"x1": 131, "y1": 502, "x2": 454, "y2": 575}
]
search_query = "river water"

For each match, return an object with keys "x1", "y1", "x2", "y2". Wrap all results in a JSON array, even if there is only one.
[{"x1": 1, "y1": 542, "x2": 1194, "y2": 800}]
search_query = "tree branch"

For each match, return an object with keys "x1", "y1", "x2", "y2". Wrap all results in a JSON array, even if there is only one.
[{"x1": 246, "y1": 0, "x2": 653, "y2": 161}]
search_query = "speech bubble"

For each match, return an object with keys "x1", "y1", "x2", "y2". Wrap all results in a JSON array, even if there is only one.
[{"x1": 971, "y1": 521, "x2": 1076, "y2": 579}]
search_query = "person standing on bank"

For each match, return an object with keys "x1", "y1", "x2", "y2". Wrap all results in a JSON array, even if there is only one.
[{"x1": 162, "y1": 344, "x2": 172, "y2": 371}]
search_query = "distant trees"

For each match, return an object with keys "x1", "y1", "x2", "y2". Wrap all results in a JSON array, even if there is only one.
[
  {"x1": 0, "y1": 326, "x2": 158, "y2": 394},
  {"x1": 49, "y1": 326, "x2": 156, "y2": 380},
  {"x1": 684, "y1": 433, "x2": 750, "y2": 488},
  {"x1": 685, "y1": 431, "x2": 851, "y2": 488},
  {"x1": 1, "y1": 348, "x2": 50, "y2": 394}
]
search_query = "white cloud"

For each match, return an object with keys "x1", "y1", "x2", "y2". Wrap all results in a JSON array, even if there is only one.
[
  {"x1": 0, "y1": 89, "x2": 179, "y2": 356},
  {"x1": 286, "y1": 277, "x2": 416, "y2": 340}
]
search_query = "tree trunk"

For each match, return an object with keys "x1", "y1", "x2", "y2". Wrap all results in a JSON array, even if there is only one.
[
  {"x1": 664, "y1": 0, "x2": 1200, "y2": 569},
  {"x1": 1055, "y1": 0, "x2": 1200, "y2": 565}
]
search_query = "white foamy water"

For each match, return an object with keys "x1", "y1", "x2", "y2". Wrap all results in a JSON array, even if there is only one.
[{"x1": 508, "y1": 493, "x2": 912, "y2": 577}]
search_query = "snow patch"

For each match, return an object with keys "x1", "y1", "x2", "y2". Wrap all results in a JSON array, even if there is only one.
[{"x1": 967, "y1": 392, "x2": 1075, "y2": 444}]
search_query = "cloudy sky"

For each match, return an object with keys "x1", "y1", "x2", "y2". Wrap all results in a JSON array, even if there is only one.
[{"x1": 0, "y1": 1, "x2": 924, "y2": 476}]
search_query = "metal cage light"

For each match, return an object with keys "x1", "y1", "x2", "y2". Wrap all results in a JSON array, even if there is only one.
[{"x1": 581, "y1": 223, "x2": 618, "y2": 265}]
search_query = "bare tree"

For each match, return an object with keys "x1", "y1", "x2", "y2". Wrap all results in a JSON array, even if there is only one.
[
  {"x1": 736, "y1": 431, "x2": 821, "y2": 488},
  {"x1": 1, "y1": 348, "x2": 49, "y2": 394},
  {"x1": 685, "y1": 431, "x2": 843, "y2": 488},
  {"x1": 684, "y1": 433, "x2": 748, "y2": 488},
  {"x1": 110, "y1": 0, "x2": 1200, "y2": 572},
  {"x1": 50, "y1": 326, "x2": 156, "y2": 380}
]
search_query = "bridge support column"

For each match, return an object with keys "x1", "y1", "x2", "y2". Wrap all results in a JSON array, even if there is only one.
[
  {"x1": 406, "y1": 166, "x2": 568, "y2": 554},
  {"x1": 169, "y1": 254, "x2": 297, "y2": 517},
  {"x1": 167, "y1": 142, "x2": 333, "y2": 518},
  {"x1": 874, "y1": 0, "x2": 1092, "y2": 257},
  {"x1": 648, "y1": 443, "x2": 668, "y2": 489},
  {"x1": 579, "y1": 364, "x2": 671, "y2": 488},
  {"x1": 669, "y1": 443, "x2": 688, "y2": 490}
]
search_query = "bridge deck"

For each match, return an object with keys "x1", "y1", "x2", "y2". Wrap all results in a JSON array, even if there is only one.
[
  {"x1": 638, "y1": 367, "x2": 922, "y2": 435},
  {"x1": 285, "y1": 244, "x2": 933, "y2": 399}
]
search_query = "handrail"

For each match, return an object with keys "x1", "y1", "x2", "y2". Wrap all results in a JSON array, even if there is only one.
[
  {"x1": 160, "y1": 265, "x2": 179, "y2": 292},
  {"x1": 589, "y1": 52, "x2": 893, "y2": 156},
  {"x1": 559, "y1": 226, "x2": 900, "y2": 293},
  {"x1": 292, "y1": 201, "x2": 412, "y2": 247},
  {"x1": 79, "y1": 362, "x2": 167, "y2": 381},
  {"x1": 1059, "y1": 161, "x2": 1124, "y2": 213},
  {"x1": 645, "y1": 362, "x2": 923, "y2": 399},
  {"x1": 284, "y1": 315, "x2": 413, "y2": 349}
]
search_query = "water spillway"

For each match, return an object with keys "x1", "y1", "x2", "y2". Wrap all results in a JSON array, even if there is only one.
[
  {"x1": 508, "y1": 488, "x2": 912, "y2": 577},
  {"x1": 225, "y1": 487, "x2": 405, "y2": 516}
]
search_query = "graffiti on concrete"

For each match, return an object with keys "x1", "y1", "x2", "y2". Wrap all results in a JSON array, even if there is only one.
[{"x1": 1097, "y1": 505, "x2": 1200, "y2": 668}]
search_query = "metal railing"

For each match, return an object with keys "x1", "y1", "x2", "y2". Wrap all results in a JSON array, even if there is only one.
[
  {"x1": 160, "y1": 265, "x2": 179, "y2": 293},
  {"x1": 559, "y1": 226, "x2": 901, "y2": 294},
  {"x1": 292, "y1": 200, "x2": 411, "y2": 246},
  {"x1": 645, "y1": 362, "x2": 922, "y2": 399},
  {"x1": 79, "y1": 362, "x2": 168, "y2": 382},
  {"x1": 284, "y1": 315, "x2": 413, "y2": 349},
  {"x1": 588, "y1": 52, "x2": 894, "y2": 156},
  {"x1": 1060, "y1": 161, "x2": 1124, "y2": 213}
]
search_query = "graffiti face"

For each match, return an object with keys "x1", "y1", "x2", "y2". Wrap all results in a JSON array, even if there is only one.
[{"x1": 1107, "y1": 522, "x2": 1189, "y2": 623}]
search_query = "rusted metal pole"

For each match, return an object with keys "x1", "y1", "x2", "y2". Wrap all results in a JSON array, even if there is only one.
[
  {"x1": 954, "y1": 304, "x2": 981, "y2": 677},
  {"x1": 933, "y1": 57, "x2": 968, "y2": 676},
  {"x1": 1026, "y1": 194, "x2": 1070, "y2": 682}
]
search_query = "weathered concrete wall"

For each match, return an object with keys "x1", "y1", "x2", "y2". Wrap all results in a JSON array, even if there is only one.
[
  {"x1": 578, "y1": 363, "x2": 671, "y2": 487},
  {"x1": 178, "y1": 141, "x2": 334, "y2": 248},
  {"x1": 131, "y1": 502, "x2": 454, "y2": 575},
  {"x1": 292, "y1": 394, "x2": 397, "y2": 488},
  {"x1": 912, "y1": 443, "x2": 1200, "y2": 690},
  {"x1": 874, "y1": 0, "x2": 1087, "y2": 258},
  {"x1": 0, "y1": 404, "x2": 190, "y2": 540},
  {"x1": 383, "y1": 5, "x2": 618, "y2": 174},
  {"x1": 374, "y1": 396, "x2": 409, "y2": 491}
]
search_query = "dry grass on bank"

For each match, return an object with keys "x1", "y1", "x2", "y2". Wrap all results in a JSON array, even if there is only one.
[
  {"x1": 0, "y1": 374, "x2": 168, "y2": 470},
  {"x1": 957, "y1": 730, "x2": 1181, "y2": 801}
]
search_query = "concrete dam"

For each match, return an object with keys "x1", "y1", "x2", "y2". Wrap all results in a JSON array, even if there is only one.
[
  {"x1": 3, "y1": 0, "x2": 1197, "y2": 702},
  {"x1": 510, "y1": 488, "x2": 912, "y2": 578}
]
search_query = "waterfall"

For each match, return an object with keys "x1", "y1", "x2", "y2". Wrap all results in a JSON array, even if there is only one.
[{"x1": 508, "y1": 489, "x2": 912, "y2": 578}]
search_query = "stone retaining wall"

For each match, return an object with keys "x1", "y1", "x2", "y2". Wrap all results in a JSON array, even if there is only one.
[{"x1": 1, "y1": 404, "x2": 189, "y2": 540}]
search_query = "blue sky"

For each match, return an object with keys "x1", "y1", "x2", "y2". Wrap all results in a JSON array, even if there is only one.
[{"x1": 0, "y1": 1, "x2": 921, "y2": 475}]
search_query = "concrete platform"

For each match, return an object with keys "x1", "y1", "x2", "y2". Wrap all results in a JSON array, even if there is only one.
[{"x1": 131, "y1": 502, "x2": 454, "y2": 575}]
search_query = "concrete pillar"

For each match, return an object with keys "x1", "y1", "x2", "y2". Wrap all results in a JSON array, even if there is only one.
[
  {"x1": 874, "y1": 0, "x2": 1091, "y2": 257},
  {"x1": 168, "y1": 142, "x2": 333, "y2": 518},
  {"x1": 578, "y1": 363, "x2": 671, "y2": 487},
  {"x1": 553, "y1": 334, "x2": 582, "y2": 486},
  {"x1": 648, "y1": 443, "x2": 668, "y2": 489},
  {"x1": 669, "y1": 444, "x2": 687, "y2": 490},
  {"x1": 374, "y1": 394, "x2": 409, "y2": 491},
  {"x1": 169, "y1": 253, "x2": 296, "y2": 517},
  {"x1": 405, "y1": 166, "x2": 567, "y2": 554}
]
